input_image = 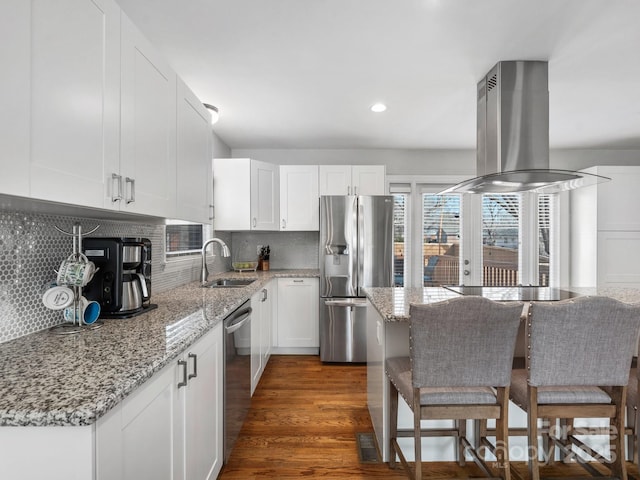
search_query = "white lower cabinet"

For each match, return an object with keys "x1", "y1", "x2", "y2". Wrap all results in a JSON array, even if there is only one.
[
  {"x1": 96, "y1": 322, "x2": 223, "y2": 480},
  {"x1": 251, "y1": 281, "x2": 274, "y2": 394},
  {"x1": 274, "y1": 278, "x2": 319, "y2": 353}
]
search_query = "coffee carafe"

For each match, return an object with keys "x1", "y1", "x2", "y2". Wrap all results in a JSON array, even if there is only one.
[{"x1": 83, "y1": 237, "x2": 153, "y2": 318}]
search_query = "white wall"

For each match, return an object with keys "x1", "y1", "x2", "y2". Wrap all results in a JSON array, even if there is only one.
[
  {"x1": 232, "y1": 147, "x2": 640, "y2": 175},
  {"x1": 231, "y1": 148, "x2": 476, "y2": 175},
  {"x1": 551, "y1": 149, "x2": 640, "y2": 170}
]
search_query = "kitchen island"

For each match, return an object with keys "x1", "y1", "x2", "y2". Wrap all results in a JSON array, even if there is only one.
[
  {"x1": 0, "y1": 269, "x2": 318, "y2": 479},
  {"x1": 362, "y1": 285, "x2": 640, "y2": 463}
]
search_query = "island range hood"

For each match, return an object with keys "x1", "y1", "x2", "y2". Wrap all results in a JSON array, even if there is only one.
[{"x1": 440, "y1": 60, "x2": 609, "y2": 195}]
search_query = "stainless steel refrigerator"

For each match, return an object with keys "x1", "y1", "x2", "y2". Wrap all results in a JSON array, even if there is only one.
[{"x1": 319, "y1": 195, "x2": 393, "y2": 362}]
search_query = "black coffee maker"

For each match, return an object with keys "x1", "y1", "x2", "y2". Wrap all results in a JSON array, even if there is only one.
[{"x1": 83, "y1": 237, "x2": 154, "y2": 318}]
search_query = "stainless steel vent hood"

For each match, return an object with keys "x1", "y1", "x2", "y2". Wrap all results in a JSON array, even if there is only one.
[{"x1": 440, "y1": 60, "x2": 609, "y2": 195}]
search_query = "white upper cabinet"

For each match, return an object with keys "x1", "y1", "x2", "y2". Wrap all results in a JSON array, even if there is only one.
[
  {"x1": 250, "y1": 160, "x2": 279, "y2": 230},
  {"x1": 29, "y1": 0, "x2": 121, "y2": 209},
  {"x1": 0, "y1": 0, "x2": 30, "y2": 197},
  {"x1": 352, "y1": 165, "x2": 386, "y2": 195},
  {"x1": 119, "y1": 12, "x2": 177, "y2": 218},
  {"x1": 280, "y1": 165, "x2": 319, "y2": 231},
  {"x1": 319, "y1": 165, "x2": 385, "y2": 196},
  {"x1": 571, "y1": 166, "x2": 640, "y2": 287},
  {"x1": 213, "y1": 158, "x2": 279, "y2": 230},
  {"x1": 176, "y1": 78, "x2": 212, "y2": 223},
  {"x1": 318, "y1": 165, "x2": 351, "y2": 196}
]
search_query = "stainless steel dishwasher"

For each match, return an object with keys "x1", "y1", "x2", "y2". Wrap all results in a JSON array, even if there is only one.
[{"x1": 223, "y1": 300, "x2": 252, "y2": 463}]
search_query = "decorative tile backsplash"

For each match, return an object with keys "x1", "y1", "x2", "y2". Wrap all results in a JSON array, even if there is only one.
[
  {"x1": 231, "y1": 231, "x2": 319, "y2": 269},
  {"x1": 0, "y1": 208, "x2": 230, "y2": 344}
]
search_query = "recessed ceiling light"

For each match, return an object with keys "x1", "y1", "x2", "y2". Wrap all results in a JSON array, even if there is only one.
[{"x1": 370, "y1": 103, "x2": 387, "y2": 113}]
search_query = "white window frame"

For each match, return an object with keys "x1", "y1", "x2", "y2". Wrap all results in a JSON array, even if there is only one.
[{"x1": 386, "y1": 175, "x2": 563, "y2": 287}]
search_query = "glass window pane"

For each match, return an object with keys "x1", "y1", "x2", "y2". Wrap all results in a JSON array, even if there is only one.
[
  {"x1": 393, "y1": 194, "x2": 407, "y2": 286},
  {"x1": 538, "y1": 195, "x2": 551, "y2": 286},
  {"x1": 482, "y1": 194, "x2": 520, "y2": 286},
  {"x1": 422, "y1": 194, "x2": 460, "y2": 286},
  {"x1": 166, "y1": 224, "x2": 204, "y2": 256}
]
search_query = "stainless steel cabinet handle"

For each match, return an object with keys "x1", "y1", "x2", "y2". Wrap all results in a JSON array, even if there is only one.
[
  {"x1": 177, "y1": 359, "x2": 188, "y2": 388},
  {"x1": 354, "y1": 186, "x2": 358, "y2": 195},
  {"x1": 209, "y1": 204, "x2": 215, "y2": 220},
  {"x1": 111, "y1": 173, "x2": 122, "y2": 203},
  {"x1": 125, "y1": 177, "x2": 136, "y2": 204},
  {"x1": 261, "y1": 288, "x2": 268, "y2": 302},
  {"x1": 347, "y1": 186, "x2": 351, "y2": 195},
  {"x1": 252, "y1": 217, "x2": 257, "y2": 228},
  {"x1": 281, "y1": 219, "x2": 286, "y2": 229},
  {"x1": 188, "y1": 353, "x2": 198, "y2": 380}
]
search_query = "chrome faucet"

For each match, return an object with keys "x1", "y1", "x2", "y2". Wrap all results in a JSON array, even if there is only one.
[{"x1": 201, "y1": 238, "x2": 231, "y2": 285}]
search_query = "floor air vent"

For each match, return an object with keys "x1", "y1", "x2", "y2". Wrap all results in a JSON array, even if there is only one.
[{"x1": 355, "y1": 432, "x2": 380, "y2": 463}]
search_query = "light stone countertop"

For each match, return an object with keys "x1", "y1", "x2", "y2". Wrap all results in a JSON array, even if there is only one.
[
  {"x1": 364, "y1": 286, "x2": 640, "y2": 322},
  {"x1": 0, "y1": 269, "x2": 318, "y2": 427}
]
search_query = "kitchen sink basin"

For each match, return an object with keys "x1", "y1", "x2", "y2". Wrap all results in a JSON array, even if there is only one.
[{"x1": 204, "y1": 278, "x2": 256, "y2": 288}]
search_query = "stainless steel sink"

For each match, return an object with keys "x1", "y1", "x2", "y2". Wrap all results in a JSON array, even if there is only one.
[{"x1": 204, "y1": 278, "x2": 256, "y2": 288}]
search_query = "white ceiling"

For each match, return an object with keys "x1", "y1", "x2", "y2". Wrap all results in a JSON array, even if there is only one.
[{"x1": 116, "y1": 0, "x2": 640, "y2": 150}]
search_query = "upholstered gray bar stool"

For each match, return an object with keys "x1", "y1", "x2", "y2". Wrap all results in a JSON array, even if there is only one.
[
  {"x1": 509, "y1": 296, "x2": 640, "y2": 480},
  {"x1": 386, "y1": 296, "x2": 523, "y2": 480}
]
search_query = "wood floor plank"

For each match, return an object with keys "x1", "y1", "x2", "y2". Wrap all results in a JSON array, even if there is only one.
[{"x1": 218, "y1": 355, "x2": 640, "y2": 479}]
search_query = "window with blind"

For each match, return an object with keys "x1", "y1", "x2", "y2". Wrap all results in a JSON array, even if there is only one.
[
  {"x1": 538, "y1": 194, "x2": 551, "y2": 286},
  {"x1": 166, "y1": 223, "x2": 204, "y2": 257},
  {"x1": 393, "y1": 193, "x2": 408, "y2": 286}
]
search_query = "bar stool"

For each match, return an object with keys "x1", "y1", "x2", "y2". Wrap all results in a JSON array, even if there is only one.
[
  {"x1": 386, "y1": 296, "x2": 523, "y2": 480},
  {"x1": 509, "y1": 296, "x2": 640, "y2": 480}
]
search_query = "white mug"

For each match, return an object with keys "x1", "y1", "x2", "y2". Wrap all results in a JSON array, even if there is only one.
[
  {"x1": 63, "y1": 296, "x2": 101, "y2": 325},
  {"x1": 42, "y1": 285, "x2": 74, "y2": 310},
  {"x1": 57, "y1": 253, "x2": 97, "y2": 287}
]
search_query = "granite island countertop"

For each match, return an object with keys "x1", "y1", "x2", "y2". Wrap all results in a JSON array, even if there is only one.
[
  {"x1": 364, "y1": 286, "x2": 640, "y2": 322},
  {"x1": 0, "y1": 269, "x2": 318, "y2": 427}
]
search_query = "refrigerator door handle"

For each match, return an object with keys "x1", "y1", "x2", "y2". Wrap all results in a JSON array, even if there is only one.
[{"x1": 324, "y1": 299, "x2": 367, "y2": 308}]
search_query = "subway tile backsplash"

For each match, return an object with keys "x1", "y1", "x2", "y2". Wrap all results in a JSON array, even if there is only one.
[{"x1": 0, "y1": 208, "x2": 230, "y2": 344}]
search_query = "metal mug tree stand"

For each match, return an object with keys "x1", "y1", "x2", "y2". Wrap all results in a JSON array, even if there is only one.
[{"x1": 49, "y1": 223, "x2": 104, "y2": 335}]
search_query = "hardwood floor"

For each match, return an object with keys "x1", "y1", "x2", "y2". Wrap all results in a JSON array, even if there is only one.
[{"x1": 218, "y1": 355, "x2": 640, "y2": 479}]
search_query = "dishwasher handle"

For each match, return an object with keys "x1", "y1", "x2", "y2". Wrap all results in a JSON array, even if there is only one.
[{"x1": 225, "y1": 308, "x2": 252, "y2": 334}]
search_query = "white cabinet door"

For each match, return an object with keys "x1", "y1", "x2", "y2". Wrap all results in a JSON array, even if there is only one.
[
  {"x1": 0, "y1": 0, "x2": 30, "y2": 197},
  {"x1": 280, "y1": 165, "x2": 319, "y2": 231},
  {"x1": 319, "y1": 165, "x2": 351, "y2": 196},
  {"x1": 184, "y1": 323, "x2": 223, "y2": 480},
  {"x1": 594, "y1": 166, "x2": 640, "y2": 231},
  {"x1": 29, "y1": 0, "x2": 120, "y2": 209},
  {"x1": 250, "y1": 289, "x2": 263, "y2": 394},
  {"x1": 176, "y1": 78, "x2": 212, "y2": 223},
  {"x1": 250, "y1": 284, "x2": 273, "y2": 394},
  {"x1": 96, "y1": 359, "x2": 183, "y2": 480},
  {"x1": 213, "y1": 158, "x2": 251, "y2": 230},
  {"x1": 276, "y1": 278, "x2": 319, "y2": 349},
  {"x1": 213, "y1": 158, "x2": 279, "y2": 231},
  {"x1": 319, "y1": 165, "x2": 386, "y2": 196},
  {"x1": 261, "y1": 284, "x2": 273, "y2": 368},
  {"x1": 352, "y1": 165, "x2": 386, "y2": 195},
  {"x1": 120, "y1": 12, "x2": 176, "y2": 218},
  {"x1": 250, "y1": 160, "x2": 279, "y2": 230}
]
